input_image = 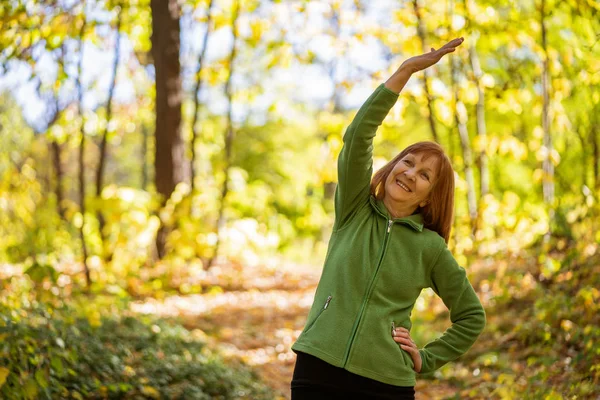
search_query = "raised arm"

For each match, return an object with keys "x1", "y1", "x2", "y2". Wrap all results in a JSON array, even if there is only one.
[
  {"x1": 332, "y1": 37, "x2": 465, "y2": 231},
  {"x1": 332, "y1": 83, "x2": 400, "y2": 231}
]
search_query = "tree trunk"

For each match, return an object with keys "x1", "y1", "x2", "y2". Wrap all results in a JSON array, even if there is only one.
[
  {"x1": 320, "y1": 2, "x2": 344, "y2": 245},
  {"x1": 141, "y1": 123, "x2": 149, "y2": 191},
  {"x1": 540, "y1": 0, "x2": 554, "y2": 236},
  {"x1": 593, "y1": 125, "x2": 599, "y2": 190},
  {"x1": 469, "y1": 42, "x2": 489, "y2": 198},
  {"x1": 151, "y1": 0, "x2": 185, "y2": 259},
  {"x1": 464, "y1": 0, "x2": 489, "y2": 199},
  {"x1": 45, "y1": 104, "x2": 67, "y2": 222},
  {"x1": 573, "y1": 116, "x2": 588, "y2": 188},
  {"x1": 413, "y1": 0, "x2": 439, "y2": 143},
  {"x1": 76, "y1": 3, "x2": 91, "y2": 288},
  {"x1": 207, "y1": 0, "x2": 239, "y2": 269},
  {"x1": 96, "y1": 7, "x2": 122, "y2": 262},
  {"x1": 447, "y1": 0, "x2": 477, "y2": 233},
  {"x1": 450, "y1": 51, "x2": 477, "y2": 234},
  {"x1": 190, "y1": 0, "x2": 215, "y2": 192},
  {"x1": 50, "y1": 140, "x2": 67, "y2": 221}
]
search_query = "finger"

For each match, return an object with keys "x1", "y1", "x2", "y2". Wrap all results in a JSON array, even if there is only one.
[
  {"x1": 441, "y1": 45, "x2": 458, "y2": 55},
  {"x1": 394, "y1": 332, "x2": 416, "y2": 345},
  {"x1": 448, "y1": 37, "x2": 464, "y2": 46},
  {"x1": 397, "y1": 336, "x2": 415, "y2": 345},
  {"x1": 400, "y1": 344, "x2": 416, "y2": 353},
  {"x1": 441, "y1": 37, "x2": 464, "y2": 50},
  {"x1": 394, "y1": 336, "x2": 416, "y2": 346}
]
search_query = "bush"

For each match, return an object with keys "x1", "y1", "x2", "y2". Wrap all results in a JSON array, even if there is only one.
[{"x1": 0, "y1": 301, "x2": 274, "y2": 399}]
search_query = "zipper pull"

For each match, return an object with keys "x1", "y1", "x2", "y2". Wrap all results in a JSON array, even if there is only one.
[
  {"x1": 324, "y1": 295, "x2": 332, "y2": 309},
  {"x1": 387, "y1": 219, "x2": 393, "y2": 233}
]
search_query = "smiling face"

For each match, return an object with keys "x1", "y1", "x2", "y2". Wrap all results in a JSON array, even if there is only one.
[{"x1": 382, "y1": 152, "x2": 439, "y2": 218}]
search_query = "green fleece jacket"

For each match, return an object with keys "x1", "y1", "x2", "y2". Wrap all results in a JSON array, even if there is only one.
[{"x1": 291, "y1": 83, "x2": 486, "y2": 387}]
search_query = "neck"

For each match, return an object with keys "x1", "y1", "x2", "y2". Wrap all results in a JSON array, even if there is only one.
[{"x1": 382, "y1": 197, "x2": 418, "y2": 219}]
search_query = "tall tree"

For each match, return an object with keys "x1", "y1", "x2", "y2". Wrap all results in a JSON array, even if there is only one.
[
  {"x1": 464, "y1": 0, "x2": 489, "y2": 199},
  {"x1": 540, "y1": 0, "x2": 555, "y2": 236},
  {"x1": 36, "y1": 53, "x2": 68, "y2": 222},
  {"x1": 319, "y1": 1, "x2": 346, "y2": 243},
  {"x1": 207, "y1": 0, "x2": 240, "y2": 269},
  {"x1": 141, "y1": 123, "x2": 150, "y2": 191},
  {"x1": 448, "y1": 0, "x2": 477, "y2": 232},
  {"x1": 190, "y1": 0, "x2": 215, "y2": 192},
  {"x1": 76, "y1": 2, "x2": 91, "y2": 288},
  {"x1": 593, "y1": 124, "x2": 599, "y2": 190},
  {"x1": 151, "y1": 0, "x2": 186, "y2": 259},
  {"x1": 95, "y1": 4, "x2": 123, "y2": 261},
  {"x1": 413, "y1": 0, "x2": 440, "y2": 143}
]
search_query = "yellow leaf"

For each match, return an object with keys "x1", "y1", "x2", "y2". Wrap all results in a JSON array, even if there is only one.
[
  {"x1": 0, "y1": 367, "x2": 9, "y2": 388},
  {"x1": 460, "y1": 82, "x2": 479, "y2": 104},
  {"x1": 141, "y1": 386, "x2": 160, "y2": 399}
]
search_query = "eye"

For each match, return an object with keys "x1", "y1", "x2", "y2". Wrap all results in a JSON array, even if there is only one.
[
  {"x1": 421, "y1": 173, "x2": 430, "y2": 180},
  {"x1": 403, "y1": 159, "x2": 412, "y2": 165}
]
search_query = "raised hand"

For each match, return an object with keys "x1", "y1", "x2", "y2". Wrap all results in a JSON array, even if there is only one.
[
  {"x1": 384, "y1": 37, "x2": 464, "y2": 94},
  {"x1": 400, "y1": 37, "x2": 465, "y2": 74}
]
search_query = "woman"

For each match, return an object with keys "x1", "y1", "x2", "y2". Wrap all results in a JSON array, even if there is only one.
[{"x1": 290, "y1": 37, "x2": 486, "y2": 399}]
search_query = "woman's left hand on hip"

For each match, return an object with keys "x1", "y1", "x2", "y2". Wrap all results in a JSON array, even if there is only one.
[{"x1": 392, "y1": 327, "x2": 423, "y2": 373}]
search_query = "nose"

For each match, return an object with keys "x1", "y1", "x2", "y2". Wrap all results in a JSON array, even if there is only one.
[{"x1": 404, "y1": 169, "x2": 416, "y2": 180}]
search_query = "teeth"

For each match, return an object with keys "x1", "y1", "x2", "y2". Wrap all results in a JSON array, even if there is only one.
[{"x1": 396, "y1": 179, "x2": 411, "y2": 192}]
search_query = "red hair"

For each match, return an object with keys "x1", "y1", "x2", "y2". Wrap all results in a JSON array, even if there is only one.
[{"x1": 370, "y1": 141, "x2": 455, "y2": 243}]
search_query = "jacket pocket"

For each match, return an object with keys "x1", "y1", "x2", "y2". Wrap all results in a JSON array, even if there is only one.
[{"x1": 304, "y1": 295, "x2": 332, "y2": 333}]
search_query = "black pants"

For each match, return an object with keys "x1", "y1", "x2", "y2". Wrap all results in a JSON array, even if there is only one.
[{"x1": 291, "y1": 352, "x2": 415, "y2": 400}]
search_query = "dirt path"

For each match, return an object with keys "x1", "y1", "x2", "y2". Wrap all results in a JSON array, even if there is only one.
[{"x1": 129, "y1": 261, "x2": 461, "y2": 399}]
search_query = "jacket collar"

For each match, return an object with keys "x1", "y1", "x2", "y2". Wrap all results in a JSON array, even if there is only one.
[{"x1": 369, "y1": 195, "x2": 424, "y2": 232}]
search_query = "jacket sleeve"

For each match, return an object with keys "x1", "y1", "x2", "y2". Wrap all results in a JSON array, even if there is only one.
[
  {"x1": 333, "y1": 84, "x2": 399, "y2": 231},
  {"x1": 418, "y1": 242, "x2": 487, "y2": 374}
]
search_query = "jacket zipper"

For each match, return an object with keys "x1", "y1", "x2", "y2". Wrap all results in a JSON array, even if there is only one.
[
  {"x1": 342, "y1": 219, "x2": 393, "y2": 367},
  {"x1": 305, "y1": 295, "x2": 332, "y2": 332}
]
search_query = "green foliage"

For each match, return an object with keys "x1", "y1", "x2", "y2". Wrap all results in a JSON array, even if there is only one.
[
  {"x1": 24, "y1": 262, "x2": 59, "y2": 285},
  {"x1": 434, "y1": 203, "x2": 600, "y2": 398},
  {"x1": 0, "y1": 280, "x2": 274, "y2": 400}
]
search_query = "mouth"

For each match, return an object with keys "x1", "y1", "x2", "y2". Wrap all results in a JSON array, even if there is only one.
[{"x1": 396, "y1": 178, "x2": 412, "y2": 192}]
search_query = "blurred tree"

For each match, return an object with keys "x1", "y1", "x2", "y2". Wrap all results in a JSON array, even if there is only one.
[
  {"x1": 540, "y1": 0, "x2": 555, "y2": 238},
  {"x1": 464, "y1": 0, "x2": 489, "y2": 201},
  {"x1": 190, "y1": 0, "x2": 215, "y2": 192},
  {"x1": 413, "y1": 0, "x2": 440, "y2": 143},
  {"x1": 208, "y1": 0, "x2": 240, "y2": 269},
  {"x1": 151, "y1": 0, "x2": 186, "y2": 259},
  {"x1": 95, "y1": 3, "x2": 123, "y2": 262},
  {"x1": 35, "y1": 43, "x2": 69, "y2": 223},
  {"x1": 448, "y1": 0, "x2": 477, "y2": 233},
  {"x1": 75, "y1": 0, "x2": 91, "y2": 288}
]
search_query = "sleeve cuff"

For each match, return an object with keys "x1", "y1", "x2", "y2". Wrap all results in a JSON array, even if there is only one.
[
  {"x1": 378, "y1": 83, "x2": 401, "y2": 97},
  {"x1": 417, "y1": 349, "x2": 428, "y2": 374}
]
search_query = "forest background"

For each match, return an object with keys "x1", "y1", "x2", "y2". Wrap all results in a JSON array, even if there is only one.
[{"x1": 1, "y1": 0, "x2": 599, "y2": 399}]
